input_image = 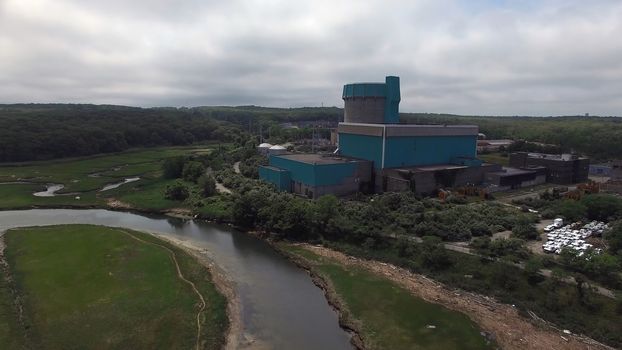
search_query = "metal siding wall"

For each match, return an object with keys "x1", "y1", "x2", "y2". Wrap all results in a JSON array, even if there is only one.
[
  {"x1": 384, "y1": 76, "x2": 400, "y2": 123},
  {"x1": 269, "y1": 156, "x2": 316, "y2": 185},
  {"x1": 384, "y1": 135, "x2": 477, "y2": 168},
  {"x1": 279, "y1": 171, "x2": 291, "y2": 190},
  {"x1": 338, "y1": 133, "x2": 383, "y2": 168},
  {"x1": 268, "y1": 156, "x2": 359, "y2": 187},
  {"x1": 258, "y1": 166, "x2": 291, "y2": 191},
  {"x1": 314, "y1": 163, "x2": 358, "y2": 186}
]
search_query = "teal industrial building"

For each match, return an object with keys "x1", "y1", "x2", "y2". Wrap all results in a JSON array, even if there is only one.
[{"x1": 259, "y1": 76, "x2": 499, "y2": 198}]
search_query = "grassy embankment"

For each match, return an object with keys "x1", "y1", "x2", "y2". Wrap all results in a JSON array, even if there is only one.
[
  {"x1": 0, "y1": 224, "x2": 228, "y2": 349},
  {"x1": 279, "y1": 244, "x2": 492, "y2": 350},
  {"x1": 0, "y1": 146, "x2": 215, "y2": 211},
  {"x1": 320, "y1": 240, "x2": 622, "y2": 348}
]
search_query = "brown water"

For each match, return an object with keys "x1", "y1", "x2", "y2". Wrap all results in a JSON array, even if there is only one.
[{"x1": 0, "y1": 209, "x2": 353, "y2": 350}]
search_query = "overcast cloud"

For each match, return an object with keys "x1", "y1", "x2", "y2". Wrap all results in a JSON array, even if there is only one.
[{"x1": 1, "y1": 0, "x2": 621, "y2": 115}]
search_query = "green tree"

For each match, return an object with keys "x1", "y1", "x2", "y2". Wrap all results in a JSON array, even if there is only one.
[
  {"x1": 419, "y1": 236, "x2": 452, "y2": 270},
  {"x1": 470, "y1": 236, "x2": 492, "y2": 257},
  {"x1": 197, "y1": 175, "x2": 217, "y2": 197},
  {"x1": 581, "y1": 194, "x2": 622, "y2": 221},
  {"x1": 313, "y1": 195, "x2": 339, "y2": 233},
  {"x1": 524, "y1": 256, "x2": 543, "y2": 285},
  {"x1": 605, "y1": 221, "x2": 622, "y2": 255},
  {"x1": 162, "y1": 157, "x2": 186, "y2": 179},
  {"x1": 512, "y1": 222, "x2": 538, "y2": 240},
  {"x1": 556, "y1": 200, "x2": 587, "y2": 221},
  {"x1": 182, "y1": 161, "x2": 205, "y2": 183},
  {"x1": 164, "y1": 180, "x2": 189, "y2": 201}
]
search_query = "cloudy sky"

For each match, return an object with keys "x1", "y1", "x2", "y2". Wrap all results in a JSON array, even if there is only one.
[{"x1": 1, "y1": 0, "x2": 621, "y2": 115}]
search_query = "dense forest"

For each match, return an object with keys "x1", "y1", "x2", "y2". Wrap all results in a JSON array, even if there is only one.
[
  {"x1": 2, "y1": 104, "x2": 621, "y2": 162},
  {"x1": 0, "y1": 104, "x2": 244, "y2": 162}
]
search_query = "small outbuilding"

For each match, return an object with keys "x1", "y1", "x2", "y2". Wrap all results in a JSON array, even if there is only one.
[
  {"x1": 268, "y1": 145, "x2": 287, "y2": 156},
  {"x1": 257, "y1": 143, "x2": 273, "y2": 156}
]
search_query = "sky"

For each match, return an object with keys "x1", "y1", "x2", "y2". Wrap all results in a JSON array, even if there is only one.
[{"x1": 0, "y1": 0, "x2": 621, "y2": 116}]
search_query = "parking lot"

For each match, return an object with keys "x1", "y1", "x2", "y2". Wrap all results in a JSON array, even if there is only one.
[{"x1": 542, "y1": 220, "x2": 608, "y2": 256}]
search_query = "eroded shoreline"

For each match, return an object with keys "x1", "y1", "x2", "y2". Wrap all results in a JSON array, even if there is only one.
[{"x1": 283, "y1": 243, "x2": 614, "y2": 350}]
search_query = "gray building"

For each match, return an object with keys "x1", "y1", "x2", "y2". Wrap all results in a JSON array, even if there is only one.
[{"x1": 509, "y1": 152, "x2": 589, "y2": 184}]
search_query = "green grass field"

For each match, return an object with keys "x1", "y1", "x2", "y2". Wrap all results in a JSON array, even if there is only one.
[
  {"x1": 0, "y1": 225, "x2": 228, "y2": 349},
  {"x1": 281, "y1": 244, "x2": 492, "y2": 350},
  {"x1": 0, "y1": 146, "x2": 214, "y2": 210},
  {"x1": 107, "y1": 178, "x2": 193, "y2": 211}
]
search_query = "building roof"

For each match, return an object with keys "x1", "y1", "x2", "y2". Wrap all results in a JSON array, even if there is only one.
[
  {"x1": 488, "y1": 167, "x2": 536, "y2": 177},
  {"x1": 388, "y1": 164, "x2": 468, "y2": 173},
  {"x1": 338, "y1": 122, "x2": 478, "y2": 137},
  {"x1": 477, "y1": 139, "x2": 513, "y2": 145},
  {"x1": 275, "y1": 153, "x2": 368, "y2": 165},
  {"x1": 258, "y1": 143, "x2": 273, "y2": 148},
  {"x1": 518, "y1": 152, "x2": 588, "y2": 161},
  {"x1": 269, "y1": 145, "x2": 286, "y2": 150}
]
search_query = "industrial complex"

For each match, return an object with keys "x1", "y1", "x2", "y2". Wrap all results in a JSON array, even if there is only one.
[{"x1": 259, "y1": 76, "x2": 501, "y2": 198}]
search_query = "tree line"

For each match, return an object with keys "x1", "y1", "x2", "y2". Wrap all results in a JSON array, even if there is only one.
[{"x1": 0, "y1": 104, "x2": 245, "y2": 162}]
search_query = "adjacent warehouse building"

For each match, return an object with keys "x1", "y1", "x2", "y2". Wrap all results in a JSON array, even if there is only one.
[
  {"x1": 260, "y1": 76, "x2": 499, "y2": 198},
  {"x1": 484, "y1": 166, "x2": 547, "y2": 192},
  {"x1": 509, "y1": 152, "x2": 589, "y2": 184},
  {"x1": 258, "y1": 154, "x2": 372, "y2": 198}
]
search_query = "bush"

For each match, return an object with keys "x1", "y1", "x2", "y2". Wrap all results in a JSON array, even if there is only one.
[
  {"x1": 164, "y1": 181, "x2": 189, "y2": 201},
  {"x1": 182, "y1": 161, "x2": 205, "y2": 183},
  {"x1": 198, "y1": 174, "x2": 217, "y2": 197},
  {"x1": 512, "y1": 222, "x2": 538, "y2": 240},
  {"x1": 581, "y1": 194, "x2": 622, "y2": 221},
  {"x1": 162, "y1": 157, "x2": 186, "y2": 179},
  {"x1": 555, "y1": 200, "x2": 587, "y2": 221}
]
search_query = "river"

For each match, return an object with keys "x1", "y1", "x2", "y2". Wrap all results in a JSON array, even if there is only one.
[{"x1": 0, "y1": 209, "x2": 353, "y2": 350}]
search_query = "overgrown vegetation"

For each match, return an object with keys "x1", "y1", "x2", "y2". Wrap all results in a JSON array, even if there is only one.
[
  {"x1": 320, "y1": 239, "x2": 622, "y2": 348},
  {"x1": 280, "y1": 244, "x2": 492, "y2": 350}
]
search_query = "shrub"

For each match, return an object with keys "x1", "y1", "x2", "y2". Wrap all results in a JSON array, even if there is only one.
[
  {"x1": 162, "y1": 156, "x2": 186, "y2": 179},
  {"x1": 164, "y1": 181, "x2": 189, "y2": 201},
  {"x1": 182, "y1": 161, "x2": 205, "y2": 183},
  {"x1": 198, "y1": 174, "x2": 217, "y2": 197}
]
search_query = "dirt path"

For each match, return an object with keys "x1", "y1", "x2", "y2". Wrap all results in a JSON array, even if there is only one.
[
  {"x1": 296, "y1": 244, "x2": 614, "y2": 350},
  {"x1": 216, "y1": 182, "x2": 232, "y2": 194},
  {"x1": 115, "y1": 229, "x2": 206, "y2": 350}
]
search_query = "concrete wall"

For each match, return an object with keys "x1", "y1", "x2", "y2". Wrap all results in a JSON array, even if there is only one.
[
  {"x1": 341, "y1": 76, "x2": 400, "y2": 124},
  {"x1": 379, "y1": 163, "x2": 500, "y2": 195},
  {"x1": 343, "y1": 97, "x2": 386, "y2": 124},
  {"x1": 510, "y1": 153, "x2": 590, "y2": 184}
]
